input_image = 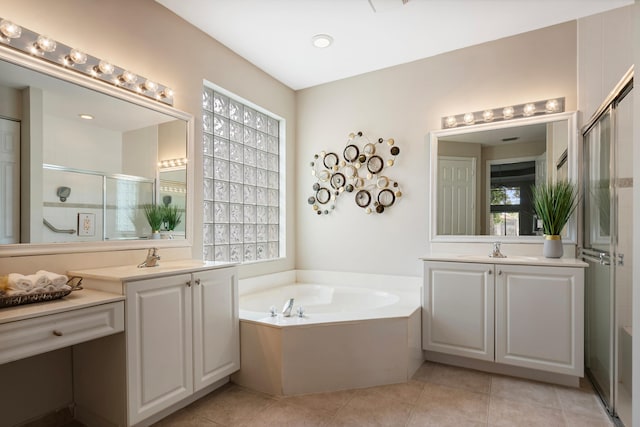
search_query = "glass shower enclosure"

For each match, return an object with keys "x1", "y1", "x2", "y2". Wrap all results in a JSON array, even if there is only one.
[{"x1": 582, "y1": 71, "x2": 633, "y2": 426}]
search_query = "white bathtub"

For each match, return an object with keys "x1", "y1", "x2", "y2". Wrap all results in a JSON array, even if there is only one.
[{"x1": 232, "y1": 270, "x2": 423, "y2": 395}]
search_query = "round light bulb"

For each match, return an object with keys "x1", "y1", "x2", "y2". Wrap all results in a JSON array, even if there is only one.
[
  {"x1": 36, "y1": 35, "x2": 56, "y2": 52},
  {"x1": 95, "y1": 60, "x2": 114, "y2": 75},
  {"x1": 68, "y1": 48, "x2": 87, "y2": 65},
  {"x1": 119, "y1": 70, "x2": 138, "y2": 84},
  {"x1": 545, "y1": 99, "x2": 559, "y2": 113},
  {"x1": 160, "y1": 87, "x2": 174, "y2": 98},
  {"x1": 502, "y1": 106, "x2": 515, "y2": 119},
  {"x1": 142, "y1": 79, "x2": 158, "y2": 92},
  {"x1": 463, "y1": 112, "x2": 475, "y2": 125},
  {"x1": 482, "y1": 110, "x2": 494, "y2": 122},
  {"x1": 445, "y1": 116, "x2": 457, "y2": 128},
  {"x1": 0, "y1": 19, "x2": 21, "y2": 39},
  {"x1": 523, "y1": 103, "x2": 536, "y2": 117}
]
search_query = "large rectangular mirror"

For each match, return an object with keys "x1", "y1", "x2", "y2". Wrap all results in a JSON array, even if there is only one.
[
  {"x1": 0, "y1": 50, "x2": 193, "y2": 255},
  {"x1": 428, "y1": 111, "x2": 578, "y2": 243}
]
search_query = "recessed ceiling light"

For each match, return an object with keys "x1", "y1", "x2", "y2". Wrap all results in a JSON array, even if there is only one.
[
  {"x1": 79, "y1": 114, "x2": 94, "y2": 120},
  {"x1": 311, "y1": 34, "x2": 333, "y2": 48}
]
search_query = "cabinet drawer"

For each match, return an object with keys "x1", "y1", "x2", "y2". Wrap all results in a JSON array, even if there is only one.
[{"x1": 0, "y1": 302, "x2": 124, "y2": 365}]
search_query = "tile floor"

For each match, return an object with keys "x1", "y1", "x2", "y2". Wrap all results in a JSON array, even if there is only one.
[{"x1": 152, "y1": 361, "x2": 614, "y2": 427}]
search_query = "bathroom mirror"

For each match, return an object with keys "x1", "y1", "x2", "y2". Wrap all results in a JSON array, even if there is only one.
[
  {"x1": 0, "y1": 48, "x2": 193, "y2": 255},
  {"x1": 428, "y1": 111, "x2": 578, "y2": 243}
]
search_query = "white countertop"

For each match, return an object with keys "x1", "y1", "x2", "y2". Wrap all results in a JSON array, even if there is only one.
[
  {"x1": 68, "y1": 260, "x2": 237, "y2": 282},
  {"x1": 0, "y1": 289, "x2": 124, "y2": 324},
  {"x1": 421, "y1": 254, "x2": 588, "y2": 267}
]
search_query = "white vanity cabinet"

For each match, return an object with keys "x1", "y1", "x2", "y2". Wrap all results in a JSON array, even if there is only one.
[
  {"x1": 126, "y1": 267, "x2": 239, "y2": 425},
  {"x1": 423, "y1": 261, "x2": 494, "y2": 361},
  {"x1": 494, "y1": 264, "x2": 583, "y2": 375},
  {"x1": 69, "y1": 261, "x2": 239, "y2": 427},
  {"x1": 422, "y1": 258, "x2": 585, "y2": 377}
]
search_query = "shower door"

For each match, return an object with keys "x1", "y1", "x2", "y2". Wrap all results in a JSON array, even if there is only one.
[{"x1": 583, "y1": 78, "x2": 633, "y2": 426}]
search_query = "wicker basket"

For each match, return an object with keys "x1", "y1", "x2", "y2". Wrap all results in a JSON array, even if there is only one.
[{"x1": 0, "y1": 276, "x2": 83, "y2": 309}]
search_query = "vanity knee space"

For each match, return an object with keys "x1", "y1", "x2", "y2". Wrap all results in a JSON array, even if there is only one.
[{"x1": 422, "y1": 258, "x2": 585, "y2": 377}]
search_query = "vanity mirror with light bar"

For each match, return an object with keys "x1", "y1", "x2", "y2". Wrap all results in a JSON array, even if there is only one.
[
  {"x1": 428, "y1": 111, "x2": 578, "y2": 243},
  {"x1": 0, "y1": 19, "x2": 194, "y2": 255}
]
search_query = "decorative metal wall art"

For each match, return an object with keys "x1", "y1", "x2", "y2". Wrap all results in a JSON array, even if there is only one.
[{"x1": 308, "y1": 131, "x2": 402, "y2": 215}]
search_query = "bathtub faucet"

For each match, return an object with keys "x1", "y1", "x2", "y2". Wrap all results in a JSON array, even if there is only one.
[{"x1": 282, "y1": 298, "x2": 295, "y2": 317}]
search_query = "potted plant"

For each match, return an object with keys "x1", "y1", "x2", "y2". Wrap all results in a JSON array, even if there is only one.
[
  {"x1": 531, "y1": 180, "x2": 578, "y2": 258},
  {"x1": 143, "y1": 204, "x2": 164, "y2": 239},
  {"x1": 162, "y1": 205, "x2": 182, "y2": 236}
]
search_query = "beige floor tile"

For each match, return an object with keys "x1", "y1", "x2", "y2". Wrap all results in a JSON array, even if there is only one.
[
  {"x1": 152, "y1": 407, "x2": 221, "y2": 426},
  {"x1": 282, "y1": 389, "x2": 355, "y2": 414},
  {"x1": 555, "y1": 384, "x2": 609, "y2": 419},
  {"x1": 408, "y1": 406, "x2": 487, "y2": 427},
  {"x1": 411, "y1": 361, "x2": 439, "y2": 382},
  {"x1": 189, "y1": 384, "x2": 277, "y2": 426},
  {"x1": 331, "y1": 390, "x2": 413, "y2": 426},
  {"x1": 563, "y1": 410, "x2": 614, "y2": 427},
  {"x1": 241, "y1": 400, "x2": 334, "y2": 427},
  {"x1": 415, "y1": 382, "x2": 489, "y2": 424},
  {"x1": 357, "y1": 380, "x2": 426, "y2": 405},
  {"x1": 488, "y1": 396, "x2": 565, "y2": 427},
  {"x1": 418, "y1": 362, "x2": 492, "y2": 394},
  {"x1": 490, "y1": 375, "x2": 561, "y2": 409}
]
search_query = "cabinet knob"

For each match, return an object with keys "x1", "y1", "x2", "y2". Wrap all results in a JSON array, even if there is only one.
[
  {"x1": 52, "y1": 330, "x2": 63, "y2": 337},
  {"x1": 186, "y1": 281, "x2": 192, "y2": 287},
  {"x1": 498, "y1": 270, "x2": 502, "y2": 276},
  {"x1": 488, "y1": 270, "x2": 492, "y2": 275},
  {"x1": 195, "y1": 278, "x2": 201, "y2": 285}
]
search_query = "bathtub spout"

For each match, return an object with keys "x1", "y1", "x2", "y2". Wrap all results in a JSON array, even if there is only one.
[{"x1": 282, "y1": 298, "x2": 294, "y2": 317}]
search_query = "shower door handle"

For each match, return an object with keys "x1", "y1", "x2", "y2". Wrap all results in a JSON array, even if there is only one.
[{"x1": 580, "y1": 248, "x2": 611, "y2": 266}]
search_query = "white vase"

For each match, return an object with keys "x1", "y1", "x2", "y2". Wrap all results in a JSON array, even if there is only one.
[
  {"x1": 543, "y1": 235, "x2": 563, "y2": 258},
  {"x1": 151, "y1": 231, "x2": 161, "y2": 239}
]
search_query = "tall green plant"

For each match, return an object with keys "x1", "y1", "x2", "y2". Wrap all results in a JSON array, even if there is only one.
[
  {"x1": 162, "y1": 205, "x2": 182, "y2": 231},
  {"x1": 143, "y1": 204, "x2": 164, "y2": 232},
  {"x1": 531, "y1": 181, "x2": 578, "y2": 236}
]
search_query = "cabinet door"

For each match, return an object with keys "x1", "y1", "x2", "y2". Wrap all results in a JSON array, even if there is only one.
[
  {"x1": 126, "y1": 274, "x2": 193, "y2": 425},
  {"x1": 193, "y1": 267, "x2": 239, "y2": 391},
  {"x1": 495, "y1": 265, "x2": 584, "y2": 376},
  {"x1": 423, "y1": 261, "x2": 494, "y2": 361}
]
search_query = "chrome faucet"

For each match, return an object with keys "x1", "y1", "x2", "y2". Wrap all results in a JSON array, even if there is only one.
[
  {"x1": 490, "y1": 242, "x2": 506, "y2": 258},
  {"x1": 282, "y1": 298, "x2": 294, "y2": 317},
  {"x1": 137, "y1": 248, "x2": 161, "y2": 268}
]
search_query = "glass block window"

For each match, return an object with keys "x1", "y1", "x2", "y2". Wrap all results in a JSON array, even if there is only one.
[{"x1": 203, "y1": 86, "x2": 281, "y2": 263}]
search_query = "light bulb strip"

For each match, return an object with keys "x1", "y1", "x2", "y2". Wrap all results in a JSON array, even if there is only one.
[
  {"x1": 442, "y1": 98, "x2": 564, "y2": 129},
  {"x1": 0, "y1": 17, "x2": 174, "y2": 106},
  {"x1": 158, "y1": 157, "x2": 188, "y2": 169}
]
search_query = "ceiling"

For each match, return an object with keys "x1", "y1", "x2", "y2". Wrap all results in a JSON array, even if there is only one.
[{"x1": 156, "y1": 0, "x2": 632, "y2": 90}]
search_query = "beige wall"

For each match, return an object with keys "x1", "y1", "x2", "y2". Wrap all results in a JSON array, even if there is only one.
[
  {"x1": 0, "y1": 0, "x2": 297, "y2": 278},
  {"x1": 296, "y1": 22, "x2": 577, "y2": 276}
]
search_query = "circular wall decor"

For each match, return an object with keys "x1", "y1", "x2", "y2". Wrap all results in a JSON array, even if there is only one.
[{"x1": 308, "y1": 131, "x2": 403, "y2": 215}]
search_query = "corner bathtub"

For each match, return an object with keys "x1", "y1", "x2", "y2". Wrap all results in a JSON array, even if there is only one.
[{"x1": 231, "y1": 271, "x2": 422, "y2": 395}]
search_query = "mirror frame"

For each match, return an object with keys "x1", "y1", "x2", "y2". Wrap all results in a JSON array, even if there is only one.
[
  {"x1": 428, "y1": 111, "x2": 578, "y2": 244},
  {"x1": 0, "y1": 46, "x2": 195, "y2": 256}
]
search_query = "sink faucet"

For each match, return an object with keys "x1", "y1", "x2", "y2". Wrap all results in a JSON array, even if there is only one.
[
  {"x1": 490, "y1": 242, "x2": 506, "y2": 258},
  {"x1": 138, "y1": 248, "x2": 161, "y2": 268}
]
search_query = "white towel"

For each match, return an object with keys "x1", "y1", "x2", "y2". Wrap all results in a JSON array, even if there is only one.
[
  {"x1": 8, "y1": 273, "x2": 34, "y2": 291},
  {"x1": 41, "y1": 283, "x2": 71, "y2": 293},
  {"x1": 36, "y1": 270, "x2": 68, "y2": 289},
  {"x1": 28, "y1": 274, "x2": 49, "y2": 289}
]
